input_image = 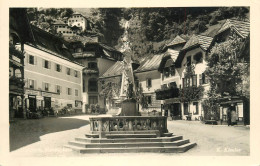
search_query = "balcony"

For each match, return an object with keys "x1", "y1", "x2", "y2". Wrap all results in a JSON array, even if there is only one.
[
  {"x1": 155, "y1": 86, "x2": 180, "y2": 100},
  {"x1": 9, "y1": 76, "x2": 24, "y2": 95}
]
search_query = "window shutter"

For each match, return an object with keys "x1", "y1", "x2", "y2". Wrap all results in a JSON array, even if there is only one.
[
  {"x1": 34, "y1": 80, "x2": 37, "y2": 90},
  {"x1": 49, "y1": 61, "x2": 51, "y2": 69},
  {"x1": 60, "y1": 65, "x2": 62, "y2": 72},
  {"x1": 146, "y1": 79, "x2": 148, "y2": 87},
  {"x1": 26, "y1": 53, "x2": 29, "y2": 64},
  {"x1": 42, "y1": 59, "x2": 45, "y2": 67},
  {"x1": 42, "y1": 82, "x2": 45, "y2": 90},
  {"x1": 60, "y1": 86, "x2": 62, "y2": 93},
  {"x1": 199, "y1": 74, "x2": 202, "y2": 85},
  {"x1": 25, "y1": 78, "x2": 28, "y2": 88},
  {"x1": 34, "y1": 56, "x2": 37, "y2": 65}
]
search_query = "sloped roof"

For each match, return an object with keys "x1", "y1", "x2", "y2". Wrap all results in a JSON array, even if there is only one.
[
  {"x1": 99, "y1": 61, "x2": 124, "y2": 79},
  {"x1": 163, "y1": 49, "x2": 179, "y2": 60},
  {"x1": 158, "y1": 49, "x2": 179, "y2": 72},
  {"x1": 182, "y1": 34, "x2": 213, "y2": 51},
  {"x1": 135, "y1": 54, "x2": 164, "y2": 73},
  {"x1": 217, "y1": 19, "x2": 250, "y2": 39},
  {"x1": 29, "y1": 25, "x2": 83, "y2": 67},
  {"x1": 166, "y1": 35, "x2": 187, "y2": 47}
]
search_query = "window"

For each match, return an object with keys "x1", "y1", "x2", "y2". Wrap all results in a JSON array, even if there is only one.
[
  {"x1": 67, "y1": 68, "x2": 71, "y2": 75},
  {"x1": 56, "y1": 85, "x2": 61, "y2": 94},
  {"x1": 199, "y1": 73, "x2": 208, "y2": 85},
  {"x1": 194, "y1": 52, "x2": 203, "y2": 63},
  {"x1": 44, "y1": 83, "x2": 49, "y2": 91},
  {"x1": 193, "y1": 102, "x2": 199, "y2": 115},
  {"x1": 192, "y1": 75, "x2": 197, "y2": 86},
  {"x1": 56, "y1": 64, "x2": 62, "y2": 72},
  {"x1": 183, "y1": 78, "x2": 191, "y2": 88},
  {"x1": 43, "y1": 60, "x2": 51, "y2": 69},
  {"x1": 184, "y1": 103, "x2": 189, "y2": 115},
  {"x1": 163, "y1": 68, "x2": 170, "y2": 78},
  {"x1": 187, "y1": 56, "x2": 191, "y2": 66},
  {"x1": 67, "y1": 88, "x2": 71, "y2": 95},
  {"x1": 146, "y1": 96, "x2": 152, "y2": 105},
  {"x1": 29, "y1": 55, "x2": 35, "y2": 65},
  {"x1": 146, "y1": 78, "x2": 152, "y2": 88},
  {"x1": 89, "y1": 79, "x2": 98, "y2": 92},
  {"x1": 89, "y1": 96, "x2": 98, "y2": 104},
  {"x1": 75, "y1": 89, "x2": 78, "y2": 96},
  {"x1": 29, "y1": 79, "x2": 35, "y2": 89},
  {"x1": 75, "y1": 100, "x2": 81, "y2": 107},
  {"x1": 74, "y1": 70, "x2": 78, "y2": 77}
]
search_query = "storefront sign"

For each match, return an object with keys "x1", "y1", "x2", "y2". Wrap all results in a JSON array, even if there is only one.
[{"x1": 26, "y1": 90, "x2": 39, "y2": 96}]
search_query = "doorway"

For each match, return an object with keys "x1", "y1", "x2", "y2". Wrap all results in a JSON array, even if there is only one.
[
  {"x1": 28, "y1": 95, "x2": 36, "y2": 112},
  {"x1": 44, "y1": 97, "x2": 51, "y2": 109}
]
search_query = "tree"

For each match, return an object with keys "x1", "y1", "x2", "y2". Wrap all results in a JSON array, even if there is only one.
[
  {"x1": 180, "y1": 64, "x2": 204, "y2": 114},
  {"x1": 204, "y1": 34, "x2": 250, "y2": 118}
]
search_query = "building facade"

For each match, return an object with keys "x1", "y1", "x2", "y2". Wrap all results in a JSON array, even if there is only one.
[
  {"x1": 135, "y1": 54, "x2": 164, "y2": 116},
  {"x1": 9, "y1": 8, "x2": 34, "y2": 119},
  {"x1": 23, "y1": 26, "x2": 84, "y2": 113},
  {"x1": 68, "y1": 12, "x2": 89, "y2": 32},
  {"x1": 70, "y1": 41, "x2": 123, "y2": 113}
]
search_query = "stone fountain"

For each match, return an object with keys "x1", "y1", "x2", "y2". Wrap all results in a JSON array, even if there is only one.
[{"x1": 66, "y1": 19, "x2": 197, "y2": 153}]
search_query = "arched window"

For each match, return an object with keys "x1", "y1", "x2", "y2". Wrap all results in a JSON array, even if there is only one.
[{"x1": 88, "y1": 78, "x2": 98, "y2": 92}]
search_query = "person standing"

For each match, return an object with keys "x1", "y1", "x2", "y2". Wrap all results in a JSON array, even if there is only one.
[{"x1": 227, "y1": 107, "x2": 231, "y2": 126}]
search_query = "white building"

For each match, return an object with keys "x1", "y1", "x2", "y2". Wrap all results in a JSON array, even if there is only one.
[
  {"x1": 68, "y1": 12, "x2": 89, "y2": 32},
  {"x1": 23, "y1": 26, "x2": 84, "y2": 113}
]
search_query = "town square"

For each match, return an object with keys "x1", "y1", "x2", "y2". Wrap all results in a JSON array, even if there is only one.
[{"x1": 3, "y1": 5, "x2": 258, "y2": 166}]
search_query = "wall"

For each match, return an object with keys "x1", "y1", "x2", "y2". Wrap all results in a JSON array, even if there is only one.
[
  {"x1": 68, "y1": 15, "x2": 87, "y2": 31},
  {"x1": 23, "y1": 44, "x2": 83, "y2": 110},
  {"x1": 97, "y1": 58, "x2": 116, "y2": 76},
  {"x1": 135, "y1": 70, "x2": 162, "y2": 113}
]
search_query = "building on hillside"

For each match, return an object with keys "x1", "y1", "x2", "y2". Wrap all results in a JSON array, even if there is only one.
[
  {"x1": 52, "y1": 20, "x2": 78, "y2": 40},
  {"x1": 134, "y1": 54, "x2": 164, "y2": 116},
  {"x1": 68, "y1": 12, "x2": 91, "y2": 32},
  {"x1": 23, "y1": 26, "x2": 84, "y2": 113},
  {"x1": 214, "y1": 19, "x2": 250, "y2": 125},
  {"x1": 9, "y1": 8, "x2": 34, "y2": 119},
  {"x1": 69, "y1": 41, "x2": 123, "y2": 113}
]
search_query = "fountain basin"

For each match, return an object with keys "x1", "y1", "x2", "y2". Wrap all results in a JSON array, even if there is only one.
[{"x1": 89, "y1": 116, "x2": 168, "y2": 138}]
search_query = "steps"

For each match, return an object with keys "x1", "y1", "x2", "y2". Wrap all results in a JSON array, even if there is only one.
[{"x1": 66, "y1": 131, "x2": 196, "y2": 153}]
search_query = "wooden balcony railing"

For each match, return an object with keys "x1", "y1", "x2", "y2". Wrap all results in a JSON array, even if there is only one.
[{"x1": 155, "y1": 87, "x2": 180, "y2": 100}]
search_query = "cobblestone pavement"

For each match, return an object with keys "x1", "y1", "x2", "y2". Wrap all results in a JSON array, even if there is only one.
[{"x1": 9, "y1": 115, "x2": 249, "y2": 157}]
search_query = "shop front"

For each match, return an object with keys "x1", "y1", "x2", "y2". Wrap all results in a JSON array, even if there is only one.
[{"x1": 219, "y1": 97, "x2": 250, "y2": 125}]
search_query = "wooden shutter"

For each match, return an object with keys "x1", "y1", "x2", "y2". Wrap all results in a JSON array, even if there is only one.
[
  {"x1": 49, "y1": 61, "x2": 51, "y2": 69},
  {"x1": 199, "y1": 74, "x2": 202, "y2": 85},
  {"x1": 34, "y1": 80, "x2": 37, "y2": 90},
  {"x1": 42, "y1": 59, "x2": 45, "y2": 68},
  {"x1": 34, "y1": 56, "x2": 37, "y2": 65}
]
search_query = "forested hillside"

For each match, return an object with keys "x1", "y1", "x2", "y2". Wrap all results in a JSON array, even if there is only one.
[{"x1": 27, "y1": 7, "x2": 249, "y2": 59}]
